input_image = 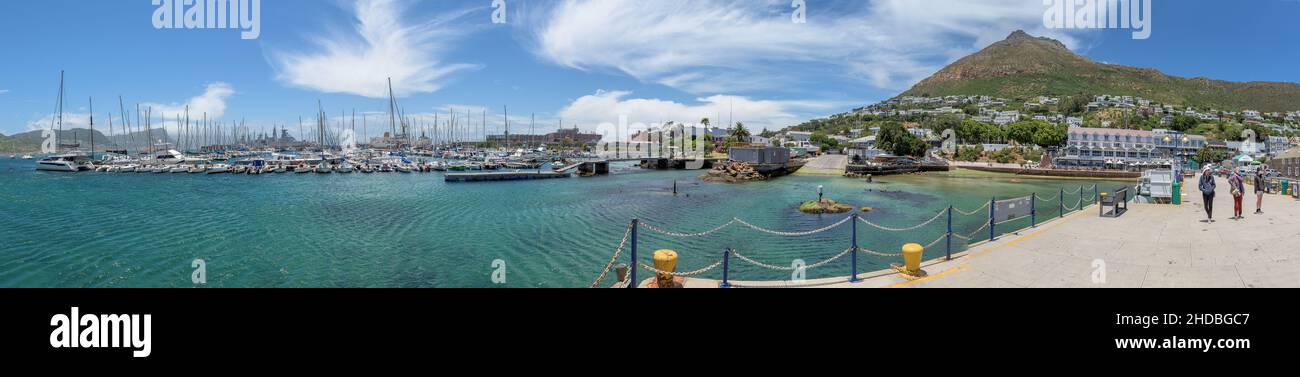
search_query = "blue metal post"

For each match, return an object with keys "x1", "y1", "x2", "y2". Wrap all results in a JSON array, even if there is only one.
[
  {"x1": 989, "y1": 197, "x2": 996, "y2": 241},
  {"x1": 720, "y1": 248, "x2": 731, "y2": 288},
  {"x1": 629, "y1": 219, "x2": 638, "y2": 289},
  {"x1": 1080, "y1": 185, "x2": 1084, "y2": 209},
  {"x1": 945, "y1": 206, "x2": 953, "y2": 260},
  {"x1": 1059, "y1": 188, "x2": 1064, "y2": 218},
  {"x1": 850, "y1": 214, "x2": 860, "y2": 282},
  {"x1": 1031, "y1": 193, "x2": 1037, "y2": 228}
]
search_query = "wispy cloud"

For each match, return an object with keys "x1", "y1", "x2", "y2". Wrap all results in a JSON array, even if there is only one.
[
  {"x1": 0, "y1": 89, "x2": 9, "y2": 95},
  {"x1": 269, "y1": 0, "x2": 479, "y2": 98},
  {"x1": 525, "y1": 0, "x2": 1081, "y2": 93}
]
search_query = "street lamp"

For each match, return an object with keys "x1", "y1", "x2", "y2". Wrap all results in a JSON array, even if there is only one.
[{"x1": 818, "y1": 185, "x2": 824, "y2": 203}]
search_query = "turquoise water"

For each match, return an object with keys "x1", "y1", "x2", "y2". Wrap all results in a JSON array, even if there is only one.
[{"x1": 0, "y1": 158, "x2": 1131, "y2": 287}]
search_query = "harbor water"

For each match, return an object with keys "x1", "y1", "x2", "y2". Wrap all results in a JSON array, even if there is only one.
[{"x1": 0, "y1": 158, "x2": 1132, "y2": 287}]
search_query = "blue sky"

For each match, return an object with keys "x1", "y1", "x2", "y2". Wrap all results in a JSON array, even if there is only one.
[{"x1": 1, "y1": 0, "x2": 1298, "y2": 141}]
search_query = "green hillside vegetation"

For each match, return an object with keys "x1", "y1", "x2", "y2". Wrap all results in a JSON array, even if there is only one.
[{"x1": 903, "y1": 30, "x2": 1300, "y2": 113}]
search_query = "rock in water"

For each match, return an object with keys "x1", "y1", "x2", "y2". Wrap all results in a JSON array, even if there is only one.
[{"x1": 700, "y1": 161, "x2": 768, "y2": 183}]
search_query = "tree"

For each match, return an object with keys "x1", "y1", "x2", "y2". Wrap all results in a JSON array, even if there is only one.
[
  {"x1": 810, "y1": 132, "x2": 840, "y2": 150},
  {"x1": 876, "y1": 122, "x2": 928, "y2": 157},
  {"x1": 1171, "y1": 115, "x2": 1199, "y2": 132},
  {"x1": 730, "y1": 122, "x2": 750, "y2": 143},
  {"x1": 923, "y1": 114, "x2": 960, "y2": 135},
  {"x1": 1031, "y1": 123, "x2": 1067, "y2": 148},
  {"x1": 1062, "y1": 95, "x2": 1089, "y2": 115},
  {"x1": 1194, "y1": 146, "x2": 1227, "y2": 165},
  {"x1": 1005, "y1": 121, "x2": 1038, "y2": 145}
]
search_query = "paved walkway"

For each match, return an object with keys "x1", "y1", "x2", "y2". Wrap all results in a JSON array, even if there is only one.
[
  {"x1": 659, "y1": 175, "x2": 1300, "y2": 288},
  {"x1": 794, "y1": 155, "x2": 848, "y2": 176}
]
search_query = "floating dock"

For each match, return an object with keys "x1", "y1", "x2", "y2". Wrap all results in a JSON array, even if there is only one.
[{"x1": 445, "y1": 171, "x2": 571, "y2": 182}]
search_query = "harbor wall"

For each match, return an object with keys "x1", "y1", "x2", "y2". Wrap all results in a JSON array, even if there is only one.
[{"x1": 959, "y1": 165, "x2": 1140, "y2": 179}]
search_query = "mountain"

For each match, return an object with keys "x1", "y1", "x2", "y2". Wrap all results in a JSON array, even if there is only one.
[
  {"x1": 901, "y1": 30, "x2": 1300, "y2": 112},
  {"x1": 0, "y1": 128, "x2": 172, "y2": 153}
]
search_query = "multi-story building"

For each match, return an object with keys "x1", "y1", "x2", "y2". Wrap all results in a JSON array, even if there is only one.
[
  {"x1": 1266, "y1": 148, "x2": 1300, "y2": 178},
  {"x1": 1055, "y1": 127, "x2": 1160, "y2": 169},
  {"x1": 1151, "y1": 129, "x2": 1207, "y2": 163}
]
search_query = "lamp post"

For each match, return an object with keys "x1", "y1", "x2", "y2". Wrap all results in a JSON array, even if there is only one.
[
  {"x1": 1181, "y1": 136, "x2": 1190, "y2": 170},
  {"x1": 817, "y1": 185, "x2": 824, "y2": 203}
]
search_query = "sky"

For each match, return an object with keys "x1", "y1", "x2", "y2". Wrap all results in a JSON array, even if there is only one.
[{"x1": 0, "y1": 0, "x2": 1297, "y2": 142}]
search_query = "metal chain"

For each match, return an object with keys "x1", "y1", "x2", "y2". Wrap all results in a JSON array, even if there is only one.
[
  {"x1": 729, "y1": 246, "x2": 857, "y2": 272},
  {"x1": 589, "y1": 223, "x2": 634, "y2": 288},
  {"x1": 857, "y1": 208, "x2": 946, "y2": 232},
  {"x1": 1034, "y1": 193, "x2": 1060, "y2": 202},
  {"x1": 806, "y1": 247, "x2": 856, "y2": 269},
  {"x1": 639, "y1": 219, "x2": 735, "y2": 238},
  {"x1": 952, "y1": 221, "x2": 991, "y2": 241},
  {"x1": 858, "y1": 246, "x2": 902, "y2": 257},
  {"x1": 923, "y1": 233, "x2": 947, "y2": 250},
  {"x1": 1063, "y1": 187, "x2": 1082, "y2": 195},
  {"x1": 953, "y1": 201, "x2": 991, "y2": 216},
  {"x1": 730, "y1": 250, "x2": 797, "y2": 271},
  {"x1": 733, "y1": 216, "x2": 851, "y2": 237},
  {"x1": 1063, "y1": 197, "x2": 1083, "y2": 211},
  {"x1": 637, "y1": 260, "x2": 723, "y2": 277}
]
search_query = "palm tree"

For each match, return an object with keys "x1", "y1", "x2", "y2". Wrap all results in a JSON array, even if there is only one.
[{"x1": 730, "y1": 122, "x2": 750, "y2": 143}]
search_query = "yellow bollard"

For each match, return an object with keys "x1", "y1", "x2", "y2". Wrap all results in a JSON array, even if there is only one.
[
  {"x1": 652, "y1": 250, "x2": 678, "y2": 288},
  {"x1": 902, "y1": 243, "x2": 924, "y2": 276}
]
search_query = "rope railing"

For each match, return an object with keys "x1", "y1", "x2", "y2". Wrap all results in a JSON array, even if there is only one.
[
  {"x1": 952, "y1": 221, "x2": 990, "y2": 241},
  {"x1": 639, "y1": 219, "x2": 735, "y2": 238},
  {"x1": 953, "y1": 201, "x2": 991, "y2": 216},
  {"x1": 637, "y1": 260, "x2": 724, "y2": 277},
  {"x1": 589, "y1": 223, "x2": 634, "y2": 288},
  {"x1": 601, "y1": 184, "x2": 1118, "y2": 287},
  {"x1": 732, "y1": 216, "x2": 852, "y2": 237},
  {"x1": 1063, "y1": 197, "x2": 1083, "y2": 211},
  {"x1": 732, "y1": 247, "x2": 858, "y2": 270},
  {"x1": 857, "y1": 209, "x2": 946, "y2": 232}
]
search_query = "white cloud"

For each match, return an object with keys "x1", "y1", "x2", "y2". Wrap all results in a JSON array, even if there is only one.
[
  {"x1": 24, "y1": 83, "x2": 235, "y2": 141},
  {"x1": 557, "y1": 90, "x2": 845, "y2": 140},
  {"x1": 526, "y1": 0, "x2": 1083, "y2": 93},
  {"x1": 0, "y1": 89, "x2": 9, "y2": 95},
  {"x1": 142, "y1": 82, "x2": 235, "y2": 120},
  {"x1": 269, "y1": 0, "x2": 478, "y2": 98}
]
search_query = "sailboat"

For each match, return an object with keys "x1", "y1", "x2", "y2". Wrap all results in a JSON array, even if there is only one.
[{"x1": 36, "y1": 71, "x2": 91, "y2": 172}]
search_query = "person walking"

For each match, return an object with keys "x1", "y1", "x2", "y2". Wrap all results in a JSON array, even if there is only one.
[
  {"x1": 1199, "y1": 166, "x2": 1216, "y2": 222},
  {"x1": 1254, "y1": 168, "x2": 1267, "y2": 214},
  {"x1": 1228, "y1": 170, "x2": 1245, "y2": 220}
]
